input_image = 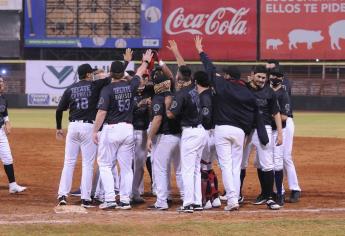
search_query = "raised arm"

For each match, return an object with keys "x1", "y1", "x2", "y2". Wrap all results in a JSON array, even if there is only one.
[
  {"x1": 153, "y1": 50, "x2": 174, "y2": 80},
  {"x1": 136, "y1": 49, "x2": 153, "y2": 78},
  {"x1": 194, "y1": 36, "x2": 217, "y2": 85},
  {"x1": 166, "y1": 40, "x2": 185, "y2": 67}
]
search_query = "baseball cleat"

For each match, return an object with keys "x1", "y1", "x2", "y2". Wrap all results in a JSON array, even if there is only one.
[
  {"x1": 212, "y1": 197, "x2": 221, "y2": 208},
  {"x1": 131, "y1": 196, "x2": 145, "y2": 204},
  {"x1": 238, "y1": 196, "x2": 245, "y2": 205},
  {"x1": 147, "y1": 204, "x2": 168, "y2": 211},
  {"x1": 177, "y1": 205, "x2": 194, "y2": 213},
  {"x1": 70, "y1": 189, "x2": 81, "y2": 197},
  {"x1": 116, "y1": 202, "x2": 132, "y2": 210},
  {"x1": 253, "y1": 194, "x2": 267, "y2": 205},
  {"x1": 57, "y1": 196, "x2": 67, "y2": 206},
  {"x1": 219, "y1": 191, "x2": 227, "y2": 201},
  {"x1": 204, "y1": 200, "x2": 212, "y2": 210},
  {"x1": 276, "y1": 194, "x2": 285, "y2": 206},
  {"x1": 9, "y1": 183, "x2": 27, "y2": 194},
  {"x1": 224, "y1": 203, "x2": 240, "y2": 211},
  {"x1": 81, "y1": 199, "x2": 95, "y2": 208},
  {"x1": 266, "y1": 199, "x2": 281, "y2": 210},
  {"x1": 288, "y1": 190, "x2": 301, "y2": 203},
  {"x1": 99, "y1": 201, "x2": 117, "y2": 209},
  {"x1": 193, "y1": 204, "x2": 203, "y2": 211}
]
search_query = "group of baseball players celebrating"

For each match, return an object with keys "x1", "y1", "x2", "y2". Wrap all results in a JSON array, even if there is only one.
[{"x1": 55, "y1": 36, "x2": 301, "y2": 212}]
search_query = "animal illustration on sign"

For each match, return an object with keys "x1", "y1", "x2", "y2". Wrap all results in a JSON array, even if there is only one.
[
  {"x1": 266, "y1": 39, "x2": 283, "y2": 50},
  {"x1": 288, "y1": 29, "x2": 324, "y2": 50},
  {"x1": 329, "y1": 20, "x2": 345, "y2": 50}
]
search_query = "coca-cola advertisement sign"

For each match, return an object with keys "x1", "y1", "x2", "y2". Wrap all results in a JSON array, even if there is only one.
[
  {"x1": 261, "y1": 0, "x2": 345, "y2": 60},
  {"x1": 159, "y1": 0, "x2": 257, "y2": 61}
]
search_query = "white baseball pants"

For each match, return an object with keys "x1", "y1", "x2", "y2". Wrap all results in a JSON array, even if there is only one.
[
  {"x1": 284, "y1": 118, "x2": 301, "y2": 191},
  {"x1": 152, "y1": 133, "x2": 183, "y2": 208},
  {"x1": 97, "y1": 123, "x2": 134, "y2": 203},
  {"x1": 181, "y1": 125, "x2": 207, "y2": 207},
  {"x1": 58, "y1": 122, "x2": 97, "y2": 201},
  {"x1": 214, "y1": 125, "x2": 245, "y2": 205},
  {"x1": 0, "y1": 127, "x2": 13, "y2": 165},
  {"x1": 201, "y1": 129, "x2": 218, "y2": 171},
  {"x1": 272, "y1": 129, "x2": 285, "y2": 171},
  {"x1": 132, "y1": 129, "x2": 148, "y2": 198}
]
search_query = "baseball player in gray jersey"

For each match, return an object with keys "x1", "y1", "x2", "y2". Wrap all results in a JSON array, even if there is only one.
[
  {"x1": 0, "y1": 76, "x2": 26, "y2": 194},
  {"x1": 93, "y1": 50, "x2": 152, "y2": 210}
]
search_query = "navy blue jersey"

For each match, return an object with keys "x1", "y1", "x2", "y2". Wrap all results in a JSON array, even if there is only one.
[
  {"x1": 199, "y1": 88, "x2": 214, "y2": 130},
  {"x1": 0, "y1": 95, "x2": 8, "y2": 127},
  {"x1": 57, "y1": 78, "x2": 111, "y2": 122},
  {"x1": 250, "y1": 84, "x2": 280, "y2": 126},
  {"x1": 151, "y1": 93, "x2": 181, "y2": 135},
  {"x1": 169, "y1": 84, "x2": 202, "y2": 127},
  {"x1": 282, "y1": 78, "x2": 293, "y2": 117},
  {"x1": 272, "y1": 87, "x2": 290, "y2": 130},
  {"x1": 133, "y1": 86, "x2": 153, "y2": 130},
  {"x1": 98, "y1": 76, "x2": 140, "y2": 124}
]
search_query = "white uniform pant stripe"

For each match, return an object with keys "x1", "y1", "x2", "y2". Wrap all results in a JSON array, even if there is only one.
[{"x1": 0, "y1": 128, "x2": 13, "y2": 165}]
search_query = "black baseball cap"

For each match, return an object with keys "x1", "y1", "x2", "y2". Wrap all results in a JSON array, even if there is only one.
[
  {"x1": 270, "y1": 68, "x2": 284, "y2": 77},
  {"x1": 110, "y1": 60, "x2": 125, "y2": 73},
  {"x1": 77, "y1": 63, "x2": 97, "y2": 77},
  {"x1": 222, "y1": 66, "x2": 241, "y2": 80}
]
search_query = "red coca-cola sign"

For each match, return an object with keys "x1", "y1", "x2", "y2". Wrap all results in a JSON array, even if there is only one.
[{"x1": 159, "y1": 0, "x2": 257, "y2": 61}]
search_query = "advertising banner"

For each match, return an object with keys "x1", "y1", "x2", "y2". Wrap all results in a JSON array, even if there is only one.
[
  {"x1": 159, "y1": 0, "x2": 257, "y2": 61},
  {"x1": 0, "y1": 0, "x2": 22, "y2": 10},
  {"x1": 261, "y1": 0, "x2": 345, "y2": 60},
  {"x1": 26, "y1": 60, "x2": 125, "y2": 106}
]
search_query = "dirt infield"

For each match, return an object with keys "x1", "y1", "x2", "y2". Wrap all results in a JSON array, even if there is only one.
[{"x1": 0, "y1": 128, "x2": 345, "y2": 224}]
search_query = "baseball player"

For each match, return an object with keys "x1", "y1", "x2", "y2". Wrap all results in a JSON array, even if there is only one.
[
  {"x1": 269, "y1": 69, "x2": 291, "y2": 206},
  {"x1": 132, "y1": 79, "x2": 153, "y2": 203},
  {"x1": 266, "y1": 60, "x2": 301, "y2": 203},
  {"x1": 93, "y1": 50, "x2": 152, "y2": 210},
  {"x1": 165, "y1": 68, "x2": 208, "y2": 213},
  {"x1": 195, "y1": 36, "x2": 267, "y2": 211},
  {"x1": 146, "y1": 70, "x2": 183, "y2": 211},
  {"x1": 0, "y1": 76, "x2": 26, "y2": 194},
  {"x1": 56, "y1": 63, "x2": 110, "y2": 208},
  {"x1": 241, "y1": 65, "x2": 283, "y2": 210}
]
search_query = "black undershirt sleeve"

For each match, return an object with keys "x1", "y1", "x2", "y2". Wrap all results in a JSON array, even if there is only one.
[{"x1": 56, "y1": 109, "x2": 63, "y2": 130}]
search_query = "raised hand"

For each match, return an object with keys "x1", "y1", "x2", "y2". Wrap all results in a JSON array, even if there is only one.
[
  {"x1": 123, "y1": 48, "x2": 133, "y2": 62},
  {"x1": 142, "y1": 49, "x2": 153, "y2": 62},
  {"x1": 194, "y1": 35, "x2": 203, "y2": 53},
  {"x1": 166, "y1": 40, "x2": 179, "y2": 52}
]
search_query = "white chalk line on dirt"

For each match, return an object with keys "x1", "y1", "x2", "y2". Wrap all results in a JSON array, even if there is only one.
[
  {"x1": 0, "y1": 207, "x2": 345, "y2": 225},
  {"x1": 0, "y1": 220, "x2": 73, "y2": 225}
]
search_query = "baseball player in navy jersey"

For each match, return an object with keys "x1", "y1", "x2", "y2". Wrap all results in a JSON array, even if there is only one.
[
  {"x1": 146, "y1": 72, "x2": 184, "y2": 210},
  {"x1": 195, "y1": 36, "x2": 268, "y2": 211},
  {"x1": 132, "y1": 82, "x2": 153, "y2": 203},
  {"x1": 165, "y1": 69, "x2": 208, "y2": 213},
  {"x1": 269, "y1": 69, "x2": 291, "y2": 206},
  {"x1": 56, "y1": 64, "x2": 110, "y2": 207},
  {"x1": 0, "y1": 76, "x2": 26, "y2": 194},
  {"x1": 93, "y1": 50, "x2": 152, "y2": 210},
  {"x1": 241, "y1": 65, "x2": 282, "y2": 210},
  {"x1": 266, "y1": 60, "x2": 301, "y2": 203}
]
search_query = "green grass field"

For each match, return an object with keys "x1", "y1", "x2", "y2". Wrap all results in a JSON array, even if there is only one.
[
  {"x1": 8, "y1": 109, "x2": 345, "y2": 138},
  {"x1": 1, "y1": 218, "x2": 345, "y2": 236}
]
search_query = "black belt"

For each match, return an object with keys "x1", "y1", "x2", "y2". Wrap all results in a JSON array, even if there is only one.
[
  {"x1": 70, "y1": 120, "x2": 94, "y2": 124},
  {"x1": 105, "y1": 121, "x2": 131, "y2": 125}
]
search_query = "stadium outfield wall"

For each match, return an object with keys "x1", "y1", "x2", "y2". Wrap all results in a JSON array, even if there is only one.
[{"x1": 1, "y1": 60, "x2": 345, "y2": 111}]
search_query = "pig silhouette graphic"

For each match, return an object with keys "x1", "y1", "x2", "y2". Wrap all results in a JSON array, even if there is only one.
[
  {"x1": 329, "y1": 20, "x2": 345, "y2": 50},
  {"x1": 288, "y1": 29, "x2": 324, "y2": 50},
  {"x1": 266, "y1": 39, "x2": 283, "y2": 50}
]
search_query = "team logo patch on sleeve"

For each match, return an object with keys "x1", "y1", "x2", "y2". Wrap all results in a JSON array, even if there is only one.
[
  {"x1": 171, "y1": 101, "x2": 178, "y2": 109},
  {"x1": 285, "y1": 104, "x2": 290, "y2": 113},
  {"x1": 153, "y1": 104, "x2": 160, "y2": 112},
  {"x1": 98, "y1": 97, "x2": 104, "y2": 106},
  {"x1": 202, "y1": 107, "x2": 209, "y2": 116}
]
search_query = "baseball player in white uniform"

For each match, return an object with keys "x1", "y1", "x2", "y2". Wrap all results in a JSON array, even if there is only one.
[
  {"x1": 0, "y1": 76, "x2": 26, "y2": 194},
  {"x1": 93, "y1": 50, "x2": 151, "y2": 210}
]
